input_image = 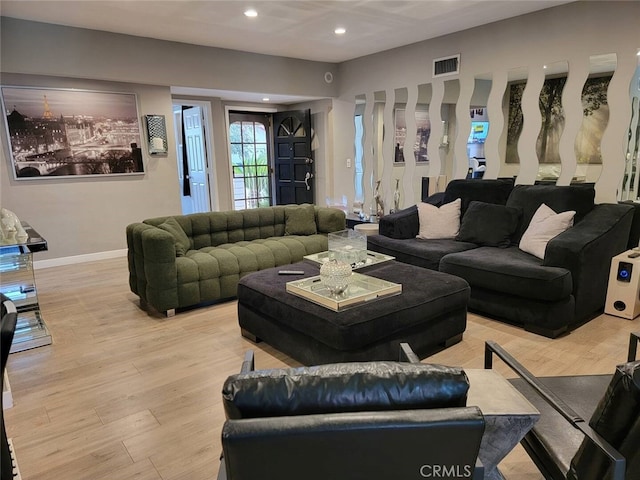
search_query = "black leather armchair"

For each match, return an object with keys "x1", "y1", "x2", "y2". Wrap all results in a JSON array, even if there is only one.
[
  {"x1": 218, "y1": 344, "x2": 485, "y2": 480},
  {"x1": 484, "y1": 333, "x2": 640, "y2": 480},
  {"x1": 1, "y1": 294, "x2": 18, "y2": 480}
]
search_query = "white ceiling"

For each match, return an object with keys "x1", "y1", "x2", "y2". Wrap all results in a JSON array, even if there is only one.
[
  {"x1": 1, "y1": 0, "x2": 575, "y2": 63},
  {"x1": 1, "y1": 0, "x2": 576, "y2": 103}
]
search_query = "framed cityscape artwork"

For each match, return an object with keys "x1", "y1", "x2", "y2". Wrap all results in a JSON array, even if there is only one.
[{"x1": 1, "y1": 86, "x2": 144, "y2": 179}]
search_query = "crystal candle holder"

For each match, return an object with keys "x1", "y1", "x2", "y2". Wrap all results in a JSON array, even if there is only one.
[{"x1": 319, "y1": 259, "x2": 353, "y2": 295}]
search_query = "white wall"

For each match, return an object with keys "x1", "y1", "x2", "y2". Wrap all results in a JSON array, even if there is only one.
[{"x1": 334, "y1": 1, "x2": 640, "y2": 207}]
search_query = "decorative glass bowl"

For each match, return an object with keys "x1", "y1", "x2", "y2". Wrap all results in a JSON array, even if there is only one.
[{"x1": 320, "y1": 259, "x2": 353, "y2": 295}]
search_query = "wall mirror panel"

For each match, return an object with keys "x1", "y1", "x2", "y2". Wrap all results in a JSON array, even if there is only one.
[
  {"x1": 441, "y1": 79, "x2": 460, "y2": 180},
  {"x1": 536, "y1": 61, "x2": 569, "y2": 182},
  {"x1": 411, "y1": 83, "x2": 433, "y2": 207},
  {"x1": 389, "y1": 87, "x2": 409, "y2": 212},
  {"x1": 468, "y1": 76, "x2": 492, "y2": 179},
  {"x1": 574, "y1": 53, "x2": 617, "y2": 184},
  {"x1": 393, "y1": 88, "x2": 409, "y2": 165},
  {"x1": 621, "y1": 51, "x2": 640, "y2": 200},
  {"x1": 502, "y1": 66, "x2": 528, "y2": 178},
  {"x1": 372, "y1": 90, "x2": 387, "y2": 216},
  {"x1": 372, "y1": 90, "x2": 386, "y2": 188},
  {"x1": 353, "y1": 95, "x2": 365, "y2": 209}
]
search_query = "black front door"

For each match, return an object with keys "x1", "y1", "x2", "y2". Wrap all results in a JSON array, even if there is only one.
[{"x1": 273, "y1": 109, "x2": 313, "y2": 205}]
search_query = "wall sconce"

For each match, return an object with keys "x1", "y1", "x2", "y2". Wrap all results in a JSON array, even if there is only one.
[{"x1": 144, "y1": 114, "x2": 168, "y2": 155}]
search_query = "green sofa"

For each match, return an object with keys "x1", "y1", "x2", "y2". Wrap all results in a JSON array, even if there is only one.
[{"x1": 126, "y1": 204, "x2": 346, "y2": 315}]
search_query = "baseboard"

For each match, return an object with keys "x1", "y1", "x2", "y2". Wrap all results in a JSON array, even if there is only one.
[{"x1": 33, "y1": 249, "x2": 127, "y2": 270}]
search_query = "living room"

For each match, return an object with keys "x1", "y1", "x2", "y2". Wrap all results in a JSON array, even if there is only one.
[{"x1": 1, "y1": 1, "x2": 639, "y2": 479}]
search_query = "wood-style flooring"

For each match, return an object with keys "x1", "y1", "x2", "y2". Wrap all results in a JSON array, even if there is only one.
[{"x1": 4, "y1": 257, "x2": 639, "y2": 479}]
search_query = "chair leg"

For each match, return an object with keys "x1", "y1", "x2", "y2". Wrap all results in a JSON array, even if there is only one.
[
  {"x1": 629, "y1": 331, "x2": 639, "y2": 361},
  {"x1": 217, "y1": 458, "x2": 227, "y2": 480},
  {"x1": 399, "y1": 343, "x2": 420, "y2": 363}
]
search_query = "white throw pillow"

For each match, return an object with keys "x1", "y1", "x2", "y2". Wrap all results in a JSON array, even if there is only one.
[
  {"x1": 519, "y1": 203, "x2": 575, "y2": 259},
  {"x1": 416, "y1": 198, "x2": 461, "y2": 240}
]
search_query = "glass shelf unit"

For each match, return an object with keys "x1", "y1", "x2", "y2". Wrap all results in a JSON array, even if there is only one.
[{"x1": 0, "y1": 222, "x2": 51, "y2": 353}]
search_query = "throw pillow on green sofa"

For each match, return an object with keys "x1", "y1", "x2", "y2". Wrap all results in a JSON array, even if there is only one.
[
  {"x1": 157, "y1": 217, "x2": 191, "y2": 256},
  {"x1": 285, "y1": 204, "x2": 317, "y2": 235}
]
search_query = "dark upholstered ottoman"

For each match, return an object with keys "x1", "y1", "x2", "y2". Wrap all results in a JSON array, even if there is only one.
[{"x1": 237, "y1": 260, "x2": 470, "y2": 365}]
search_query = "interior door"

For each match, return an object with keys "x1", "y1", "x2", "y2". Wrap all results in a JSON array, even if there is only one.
[
  {"x1": 273, "y1": 109, "x2": 313, "y2": 205},
  {"x1": 183, "y1": 106, "x2": 211, "y2": 213}
]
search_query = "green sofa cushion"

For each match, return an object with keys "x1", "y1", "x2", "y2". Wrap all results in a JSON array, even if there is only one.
[
  {"x1": 285, "y1": 204, "x2": 317, "y2": 235},
  {"x1": 157, "y1": 217, "x2": 191, "y2": 256}
]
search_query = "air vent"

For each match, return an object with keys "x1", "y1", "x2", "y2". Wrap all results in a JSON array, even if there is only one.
[{"x1": 433, "y1": 54, "x2": 460, "y2": 77}]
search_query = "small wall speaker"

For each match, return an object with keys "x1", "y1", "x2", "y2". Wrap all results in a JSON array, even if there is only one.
[{"x1": 605, "y1": 250, "x2": 640, "y2": 319}]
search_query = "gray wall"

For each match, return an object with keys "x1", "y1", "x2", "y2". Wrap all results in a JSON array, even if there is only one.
[
  {"x1": 0, "y1": 73, "x2": 181, "y2": 262},
  {"x1": 1, "y1": 2, "x2": 639, "y2": 264},
  {"x1": 0, "y1": 18, "x2": 337, "y2": 99},
  {"x1": 333, "y1": 1, "x2": 639, "y2": 207},
  {"x1": 0, "y1": 18, "x2": 337, "y2": 263}
]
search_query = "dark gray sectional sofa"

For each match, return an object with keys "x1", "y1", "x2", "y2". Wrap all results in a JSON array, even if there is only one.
[{"x1": 367, "y1": 179, "x2": 635, "y2": 338}]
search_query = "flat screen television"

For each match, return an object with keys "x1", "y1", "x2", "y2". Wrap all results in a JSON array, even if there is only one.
[{"x1": 468, "y1": 121, "x2": 489, "y2": 143}]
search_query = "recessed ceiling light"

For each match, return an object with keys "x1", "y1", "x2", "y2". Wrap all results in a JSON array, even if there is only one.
[
  {"x1": 334, "y1": 27, "x2": 346, "y2": 35},
  {"x1": 244, "y1": 8, "x2": 258, "y2": 18},
  {"x1": 262, "y1": 97, "x2": 270, "y2": 102}
]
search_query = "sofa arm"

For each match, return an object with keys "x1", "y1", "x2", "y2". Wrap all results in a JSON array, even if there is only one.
[
  {"x1": 378, "y1": 205, "x2": 419, "y2": 239},
  {"x1": 544, "y1": 203, "x2": 634, "y2": 319},
  {"x1": 126, "y1": 222, "x2": 179, "y2": 312},
  {"x1": 127, "y1": 222, "x2": 153, "y2": 296},
  {"x1": 315, "y1": 207, "x2": 346, "y2": 233}
]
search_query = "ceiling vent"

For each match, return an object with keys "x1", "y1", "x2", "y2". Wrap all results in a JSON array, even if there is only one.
[{"x1": 433, "y1": 54, "x2": 460, "y2": 77}]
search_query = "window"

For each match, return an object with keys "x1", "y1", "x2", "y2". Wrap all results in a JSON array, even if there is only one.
[{"x1": 229, "y1": 115, "x2": 271, "y2": 210}]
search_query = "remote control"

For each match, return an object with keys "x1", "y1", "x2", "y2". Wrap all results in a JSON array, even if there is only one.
[{"x1": 278, "y1": 270, "x2": 305, "y2": 275}]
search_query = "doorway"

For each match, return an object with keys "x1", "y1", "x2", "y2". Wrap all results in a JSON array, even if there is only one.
[
  {"x1": 226, "y1": 108, "x2": 313, "y2": 210},
  {"x1": 172, "y1": 100, "x2": 214, "y2": 215}
]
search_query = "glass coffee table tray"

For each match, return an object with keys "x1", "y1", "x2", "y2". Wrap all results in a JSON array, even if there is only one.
[
  {"x1": 303, "y1": 250, "x2": 394, "y2": 269},
  {"x1": 286, "y1": 272, "x2": 401, "y2": 311}
]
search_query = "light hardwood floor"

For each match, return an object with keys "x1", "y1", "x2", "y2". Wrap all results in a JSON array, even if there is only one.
[{"x1": 4, "y1": 257, "x2": 639, "y2": 480}]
